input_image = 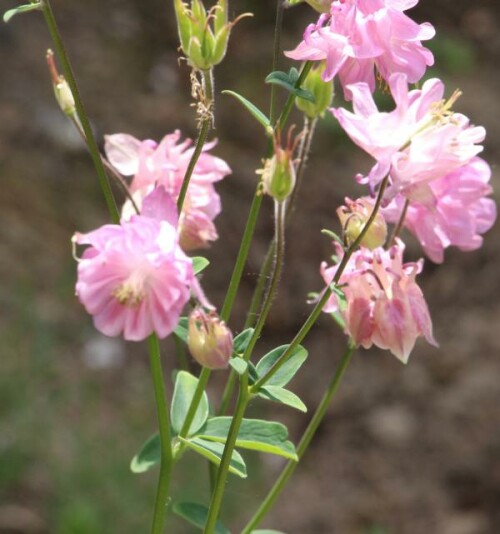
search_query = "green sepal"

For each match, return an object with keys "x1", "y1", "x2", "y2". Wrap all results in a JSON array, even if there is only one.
[
  {"x1": 173, "y1": 502, "x2": 230, "y2": 534},
  {"x1": 197, "y1": 417, "x2": 298, "y2": 461},
  {"x1": 179, "y1": 436, "x2": 247, "y2": 478},
  {"x1": 192, "y1": 256, "x2": 210, "y2": 275},
  {"x1": 171, "y1": 371, "x2": 209, "y2": 436}
]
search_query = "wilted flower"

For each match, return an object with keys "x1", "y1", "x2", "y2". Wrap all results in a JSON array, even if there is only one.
[
  {"x1": 188, "y1": 308, "x2": 233, "y2": 369},
  {"x1": 73, "y1": 187, "x2": 194, "y2": 342},
  {"x1": 382, "y1": 158, "x2": 497, "y2": 263},
  {"x1": 332, "y1": 73, "x2": 486, "y2": 202},
  {"x1": 337, "y1": 197, "x2": 387, "y2": 249},
  {"x1": 321, "y1": 239, "x2": 437, "y2": 363},
  {"x1": 104, "y1": 130, "x2": 231, "y2": 250},
  {"x1": 286, "y1": 0, "x2": 434, "y2": 98}
]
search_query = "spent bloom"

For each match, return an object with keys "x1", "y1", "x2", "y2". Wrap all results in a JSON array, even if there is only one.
[
  {"x1": 332, "y1": 73, "x2": 486, "y2": 202},
  {"x1": 188, "y1": 308, "x2": 233, "y2": 369},
  {"x1": 73, "y1": 187, "x2": 194, "y2": 342},
  {"x1": 321, "y1": 239, "x2": 437, "y2": 363},
  {"x1": 286, "y1": 0, "x2": 435, "y2": 98},
  {"x1": 382, "y1": 158, "x2": 497, "y2": 263},
  {"x1": 104, "y1": 130, "x2": 231, "y2": 250}
]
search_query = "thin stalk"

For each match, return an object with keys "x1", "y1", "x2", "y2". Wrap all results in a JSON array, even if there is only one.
[
  {"x1": 204, "y1": 201, "x2": 287, "y2": 531},
  {"x1": 241, "y1": 341, "x2": 356, "y2": 533},
  {"x1": 245, "y1": 116, "x2": 317, "y2": 330},
  {"x1": 41, "y1": 0, "x2": 120, "y2": 223},
  {"x1": 388, "y1": 198, "x2": 410, "y2": 247},
  {"x1": 269, "y1": 0, "x2": 285, "y2": 125},
  {"x1": 251, "y1": 176, "x2": 389, "y2": 391},
  {"x1": 177, "y1": 69, "x2": 214, "y2": 212},
  {"x1": 69, "y1": 115, "x2": 140, "y2": 214},
  {"x1": 178, "y1": 366, "x2": 211, "y2": 439},
  {"x1": 174, "y1": 334, "x2": 189, "y2": 372},
  {"x1": 204, "y1": 375, "x2": 250, "y2": 533},
  {"x1": 148, "y1": 335, "x2": 174, "y2": 534}
]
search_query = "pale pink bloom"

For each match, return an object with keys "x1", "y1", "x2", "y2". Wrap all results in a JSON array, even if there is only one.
[
  {"x1": 73, "y1": 187, "x2": 194, "y2": 342},
  {"x1": 321, "y1": 239, "x2": 437, "y2": 362},
  {"x1": 285, "y1": 0, "x2": 434, "y2": 98},
  {"x1": 104, "y1": 130, "x2": 231, "y2": 250},
  {"x1": 332, "y1": 73, "x2": 486, "y2": 200},
  {"x1": 382, "y1": 158, "x2": 497, "y2": 263}
]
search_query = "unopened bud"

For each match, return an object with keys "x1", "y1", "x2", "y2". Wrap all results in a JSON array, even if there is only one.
[
  {"x1": 262, "y1": 146, "x2": 296, "y2": 203},
  {"x1": 188, "y1": 308, "x2": 233, "y2": 369},
  {"x1": 174, "y1": 0, "x2": 251, "y2": 70},
  {"x1": 46, "y1": 50, "x2": 76, "y2": 116},
  {"x1": 295, "y1": 62, "x2": 333, "y2": 119},
  {"x1": 337, "y1": 197, "x2": 387, "y2": 250}
]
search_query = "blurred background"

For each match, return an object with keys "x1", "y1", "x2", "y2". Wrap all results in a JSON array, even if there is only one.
[{"x1": 1, "y1": 0, "x2": 500, "y2": 532}]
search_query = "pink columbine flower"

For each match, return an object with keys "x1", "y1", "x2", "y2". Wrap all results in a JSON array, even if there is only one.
[
  {"x1": 285, "y1": 0, "x2": 435, "y2": 98},
  {"x1": 382, "y1": 158, "x2": 497, "y2": 263},
  {"x1": 321, "y1": 239, "x2": 437, "y2": 362},
  {"x1": 73, "y1": 187, "x2": 194, "y2": 342},
  {"x1": 332, "y1": 73, "x2": 486, "y2": 201},
  {"x1": 104, "y1": 130, "x2": 231, "y2": 250}
]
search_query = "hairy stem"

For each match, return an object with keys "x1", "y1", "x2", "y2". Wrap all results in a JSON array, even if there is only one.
[
  {"x1": 148, "y1": 335, "x2": 174, "y2": 534},
  {"x1": 41, "y1": 0, "x2": 120, "y2": 223},
  {"x1": 251, "y1": 176, "x2": 389, "y2": 391},
  {"x1": 241, "y1": 341, "x2": 356, "y2": 533},
  {"x1": 177, "y1": 69, "x2": 214, "y2": 212}
]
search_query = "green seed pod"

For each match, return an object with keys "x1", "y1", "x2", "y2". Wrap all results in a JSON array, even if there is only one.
[{"x1": 296, "y1": 63, "x2": 334, "y2": 119}]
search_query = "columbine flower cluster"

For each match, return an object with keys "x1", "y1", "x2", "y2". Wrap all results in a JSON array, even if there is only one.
[
  {"x1": 104, "y1": 130, "x2": 231, "y2": 250},
  {"x1": 286, "y1": 0, "x2": 435, "y2": 98}
]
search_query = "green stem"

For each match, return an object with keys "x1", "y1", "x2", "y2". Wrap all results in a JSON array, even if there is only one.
[
  {"x1": 204, "y1": 376, "x2": 250, "y2": 533},
  {"x1": 269, "y1": 0, "x2": 285, "y2": 125},
  {"x1": 178, "y1": 366, "x2": 211, "y2": 439},
  {"x1": 251, "y1": 175, "x2": 389, "y2": 391},
  {"x1": 241, "y1": 341, "x2": 356, "y2": 533},
  {"x1": 276, "y1": 61, "x2": 313, "y2": 130},
  {"x1": 204, "y1": 201, "x2": 286, "y2": 532},
  {"x1": 388, "y1": 198, "x2": 409, "y2": 247},
  {"x1": 177, "y1": 69, "x2": 214, "y2": 212},
  {"x1": 40, "y1": 0, "x2": 120, "y2": 223},
  {"x1": 148, "y1": 335, "x2": 174, "y2": 534}
]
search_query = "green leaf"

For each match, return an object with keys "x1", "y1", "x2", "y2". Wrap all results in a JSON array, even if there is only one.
[
  {"x1": 229, "y1": 358, "x2": 248, "y2": 375},
  {"x1": 197, "y1": 417, "x2": 298, "y2": 461},
  {"x1": 222, "y1": 90, "x2": 271, "y2": 132},
  {"x1": 179, "y1": 437, "x2": 247, "y2": 478},
  {"x1": 255, "y1": 344, "x2": 308, "y2": 387},
  {"x1": 265, "y1": 69, "x2": 315, "y2": 103},
  {"x1": 130, "y1": 434, "x2": 160, "y2": 474},
  {"x1": 171, "y1": 371, "x2": 209, "y2": 436},
  {"x1": 192, "y1": 256, "x2": 210, "y2": 275},
  {"x1": 3, "y1": 3, "x2": 41, "y2": 24},
  {"x1": 174, "y1": 316, "x2": 188, "y2": 343},
  {"x1": 258, "y1": 386, "x2": 307, "y2": 413},
  {"x1": 233, "y1": 328, "x2": 254, "y2": 356},
  {"x1": 173, "y1": 502, "x2": 230, "y2": 534},
  {"x1": 251, "y1": 530, "x2": 287, "y2": 534}
]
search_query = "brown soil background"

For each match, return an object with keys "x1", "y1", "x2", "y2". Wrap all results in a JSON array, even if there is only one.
[{"x1": 1, "y1": 1, "x2": 499, "y2": 533}]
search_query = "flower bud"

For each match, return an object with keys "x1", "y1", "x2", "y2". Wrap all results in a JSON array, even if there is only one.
[
  {"x1": 46, "y1": 49, "x2": 76, "y2": 116},
  {"x1": 337, "y1": 197, "x2": 387, "y2": 250},
  {"x1": 295, "y1": 63, "x2": 334, "y2": 119},
  {"x1": 174, "y1": 0, "x2": 251, "y2": 70},
  {"x1": 188, "y1": 308, "x2": 233, "y2": 369},
  {"x1": 262, "y1": 146, "x2": 296, "y2": 203}
]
